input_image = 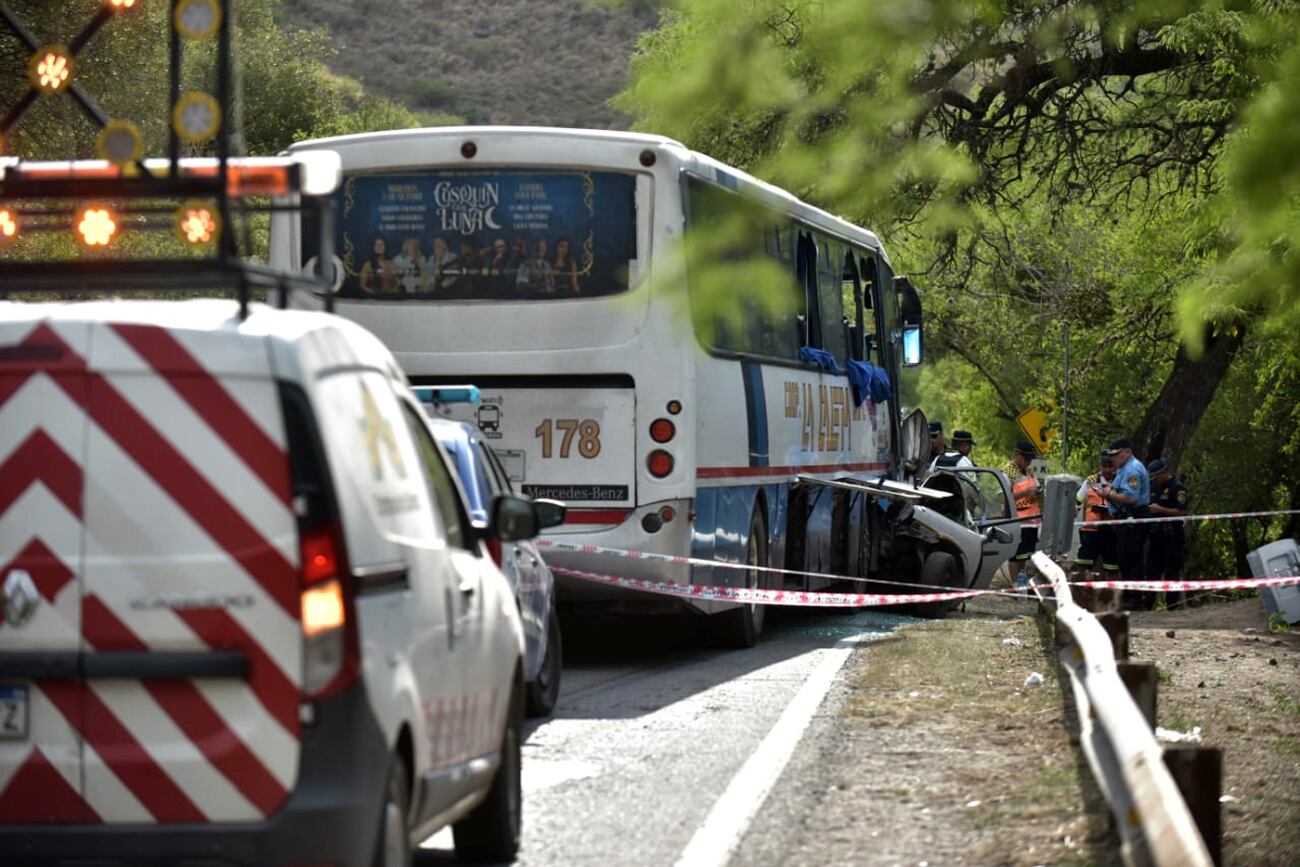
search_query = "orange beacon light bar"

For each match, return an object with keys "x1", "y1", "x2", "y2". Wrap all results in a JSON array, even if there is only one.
[{"x1": 0, "y1": 153, "x2": 341, "y2": 199}]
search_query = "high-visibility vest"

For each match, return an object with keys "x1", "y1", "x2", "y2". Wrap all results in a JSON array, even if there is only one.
[
  {"x1": 1012, "y1": 474, "x2": 1041, "y2": 520},
  {"x1": 1080, "y1": 484, "x2": 1108, "y2": 531}
]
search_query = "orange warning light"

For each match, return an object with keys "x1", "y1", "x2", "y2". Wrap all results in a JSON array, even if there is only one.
[
  {"x1": 0, "y1": 209, "x2": 17, "y2": 247},
  {"x1": 108, "y1": 0, "x2": 139, "y2": 8},
  {"x1": 29, "y1": 47, "x2": 73, "y2": 95},
  {"x1": 177, "y1": 204, "x2": 219, "y2": 244},
  {"x1": 77, "y1": 207, "x2": 117, "y2": 247}
]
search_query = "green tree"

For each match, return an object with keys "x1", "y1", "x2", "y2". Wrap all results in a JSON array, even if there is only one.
[{"x1": 619, "y1": 0, "x2": 1300, "y2": 571}]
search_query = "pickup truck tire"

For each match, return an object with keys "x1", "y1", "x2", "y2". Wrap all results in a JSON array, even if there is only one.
[
  {"x1": 911, "y1": 550, "x2": 961, "y2": 619},
  {"x1": 453, "y1": 681, "x2": 523, "y2": 863},
  {"x1": 526, "y1": 607, "x2": 563, "y2": 717},
  {"x1": 372, "y1": 752, "x2": 411, "y2": 867}
]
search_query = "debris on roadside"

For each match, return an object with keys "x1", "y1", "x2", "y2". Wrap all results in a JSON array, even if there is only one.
[
  {"x1": 1002, "y1": 637, "x2": 1023, "y2": 647},
  {"x1": 1155, "y1": 726, "x2": 1203, "y2": 744},
  {"x1": 1023, "y1": 672, "x2": 1045, "y2": 688}
]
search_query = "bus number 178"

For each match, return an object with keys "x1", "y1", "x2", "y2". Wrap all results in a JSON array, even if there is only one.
[{"x1": 534, "y1": 418, "x2": 602, "y2": 459}]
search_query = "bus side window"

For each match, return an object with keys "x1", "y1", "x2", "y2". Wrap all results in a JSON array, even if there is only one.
[
  {"x1": 796, "y1": 231, "x2": 819, "y2": 350},
  {"x1": 816, "y1": 233, "x2": 848, "y2": 365},
  {"x1": 842, "y1": 252, "x2": 864, "y2": 362},
  {"x1": 685, "y1": 177, "x2": 804, "y2": 364},
  {"x1": 858, "y1": 253, "x2": 880, "y2": 365},
  {"x1": 877, "y1": 257, "x2": 899, "y2": 376},
  {"x1": 762, "y1": 222, "x2": 802, "y2": 360}
]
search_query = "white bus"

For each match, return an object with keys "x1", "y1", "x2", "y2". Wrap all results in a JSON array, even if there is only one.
[{"x1": 274, "y1": 127, "x2": 1013, "y2": 645}]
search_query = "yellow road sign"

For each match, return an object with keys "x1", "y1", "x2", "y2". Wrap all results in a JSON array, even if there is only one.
[{"x1": 1016, "y1": 408, "x2": 1055, "y2": 454}]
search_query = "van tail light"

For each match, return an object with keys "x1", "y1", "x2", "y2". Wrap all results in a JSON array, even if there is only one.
[
  {"x1": 486, "y1": 538, "x2": 503, "y2": 568},
  {"x1": 299, "y1": 523, "x2": 358, "y2": 698}
]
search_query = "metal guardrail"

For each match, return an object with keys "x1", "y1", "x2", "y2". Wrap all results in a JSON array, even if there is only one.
[{"x1": 1029, "y1": 551, "x2": 1213, "y2": 867}]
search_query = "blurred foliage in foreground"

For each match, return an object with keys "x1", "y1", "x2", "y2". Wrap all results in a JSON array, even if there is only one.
[{"x1": 619, "y1": 0, "x2": 1300, "y2": 575}]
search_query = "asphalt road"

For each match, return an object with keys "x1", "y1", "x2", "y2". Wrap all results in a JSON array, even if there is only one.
[{"x1": 417, "y1": 606, "x2": 913, "y2": 866}]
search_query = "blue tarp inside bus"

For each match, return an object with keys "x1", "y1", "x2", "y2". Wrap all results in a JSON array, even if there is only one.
[{"x1": 310, "y1": 168, "x2": 638, "y2": 301}]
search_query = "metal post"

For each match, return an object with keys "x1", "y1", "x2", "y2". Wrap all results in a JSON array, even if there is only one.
[
  {"x1": 1062, "y1": 320, "x2": 1070, "y2": 472},
  {"x1": 1116, "y1": 661, "x2": 1157, "y2": 730},
  {"x1": 1163, "y1": 746, "x2": 1223, "y2": 866},
  {"x1": 168, "y1": 0, "x2": 181, "y2": 171}
]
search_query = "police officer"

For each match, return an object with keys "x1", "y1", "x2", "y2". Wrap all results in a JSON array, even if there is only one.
[
  {"x1": 928, "y1": 421, "x2": 945, "y2": 464},
  {"x1": 1100, "y1": 436, "x2": 1151, "y2": 609},
  {"x1": 1074, "y1": 450, "x2": 1118, "y2": 578},
  {"x1": 1146, "y1": 458, "x2": 1190, "y2": 608},
  {"x1": 931, "y1": 430, "x2": 975, "y2": 472},
  {"x1": 1002, "y1": 440, "x2": 1041, "y2": 589}
]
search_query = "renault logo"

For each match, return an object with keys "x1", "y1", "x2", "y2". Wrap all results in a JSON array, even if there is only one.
[{"x1": 2, "y1": 569, "x2": 40, "y2": 628}]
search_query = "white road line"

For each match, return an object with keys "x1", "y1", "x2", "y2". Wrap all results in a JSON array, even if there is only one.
[{"x1": 674, "y1": 637, "x2": 863, "y2": 867}]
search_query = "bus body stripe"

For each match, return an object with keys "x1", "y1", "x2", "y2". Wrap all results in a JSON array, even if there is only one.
[
  {"x1": 740, "y1": 361, "x2": 768, "y2": 468},
  {"x1": 696, "y1": 461, "x2": 889, "y2": 480}
]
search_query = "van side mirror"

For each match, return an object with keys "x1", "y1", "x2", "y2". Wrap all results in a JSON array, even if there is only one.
[
  {"x1": 489, "y1": 495, "x2": 538, "y2": 542},
  {"x1": 533, "y1": 499, "x2": 566, "y2": 530}
]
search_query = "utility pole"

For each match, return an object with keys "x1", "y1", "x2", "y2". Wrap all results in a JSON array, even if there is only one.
[{"x1": 1062, "y1": 320, "x2": 1070, "y2": 472}]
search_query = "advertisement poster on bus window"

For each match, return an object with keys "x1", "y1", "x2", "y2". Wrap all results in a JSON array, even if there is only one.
[{"x1": 322, "y1": 169, "x2": 637, "y2": 301}]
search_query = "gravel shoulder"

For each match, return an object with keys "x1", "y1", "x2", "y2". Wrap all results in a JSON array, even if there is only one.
[
  {"x1": 1130, "y1": 598, "x2": 1300, "y2": 866},
  {"x1": 734, "y1": 595, "x2": 1118, "y2": 867}
]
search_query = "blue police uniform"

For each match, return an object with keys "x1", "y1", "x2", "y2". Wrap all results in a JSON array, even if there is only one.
[
  {"x1": 1147, "y1": 471, "x2": 1190, "y2": 607},
  {"x1": 1108, "y1": 456, "x2": 1150, "y2": 518},
  {"x1": 1107, "y1": 449, "x2": 1152, "y2": 607}
]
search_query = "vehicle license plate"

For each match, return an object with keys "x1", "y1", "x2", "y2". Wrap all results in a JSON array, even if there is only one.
[{"x1": 0, "y1": 684, "x2": 28, "y2": 739}]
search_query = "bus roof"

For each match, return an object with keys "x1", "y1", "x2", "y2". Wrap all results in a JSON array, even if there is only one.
[{"x1": 286, "y1": 126, "x2": 886, "y2": 258}]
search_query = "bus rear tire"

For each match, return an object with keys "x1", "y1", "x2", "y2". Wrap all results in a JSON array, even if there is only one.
[{"x1": 711, "y1": 507, "x2": 768, "y2": 648}]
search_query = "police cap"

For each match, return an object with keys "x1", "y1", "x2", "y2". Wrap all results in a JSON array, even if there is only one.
[
  {"x1": 928, "y1": 421, "x2": 943, "y2": 434},
  {"x1": 1015, "y1": 440, "x2": 1037, "y2": 457},
  {"x1": 1148, "y1": 458, "x2": 1167, "y2": 473},
  {"x1": 951, "y1": 430, "x2": 975, "y2": 445},
  {"x1": 1108, "y1": 436, "x2": 1132, "y2": 453}
]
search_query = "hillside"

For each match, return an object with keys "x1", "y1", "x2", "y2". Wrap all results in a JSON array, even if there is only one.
[{"x1": 278, "y1": 0, "x2": 660, "y2": 130}]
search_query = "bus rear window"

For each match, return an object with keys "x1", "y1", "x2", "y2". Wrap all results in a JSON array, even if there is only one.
[{"x1": 310, "y1": 168, "x2": 638, "y2": 301}]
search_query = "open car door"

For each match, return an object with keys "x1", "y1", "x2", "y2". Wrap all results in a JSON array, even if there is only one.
[
  {"x1": 898, "y1": 409, "x2": 929, "y2": 482},
  {"x1": 929, "y1": 467, "x2": 1020, "y2": 590}
]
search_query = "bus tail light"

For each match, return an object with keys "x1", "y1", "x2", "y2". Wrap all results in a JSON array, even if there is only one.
[
  {"x1": 647, "y1": 450, "x2": 674, "y2": 478},
  {"x1": 650, "y1": 418, "x2": 675, "y2": 443},
  {"x1": 642, "y1": 505, "x2": 677, "y2": 534},
  {"x1": 299, "y1": 523, "x2": 358, "y2": 698}
]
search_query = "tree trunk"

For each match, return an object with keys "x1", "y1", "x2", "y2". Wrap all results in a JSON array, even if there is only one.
[{"x1": 1132, "y1": 325, "x2": 1245, "y2": 467}]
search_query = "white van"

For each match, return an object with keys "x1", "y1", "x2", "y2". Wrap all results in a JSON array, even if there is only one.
[{"x1": 0, "y1": 300, "x2": 541, "y2": 865}]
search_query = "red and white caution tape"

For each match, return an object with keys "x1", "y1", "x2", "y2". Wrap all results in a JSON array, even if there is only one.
[
  {"x1": 550, "y1": 566, "x2": 982, "y2": 608},
  {"x1": 540, "y1": 538, "x2": 1300, "y2": 600},
  {"x1": 1071, "y1": 575, "x2": 1300, "y2": 592},
  {"x1": 537, "y1": 538, "x2": 974, "y2": 596},
  {"x1": 1072, "y1": 508, "x2": 1300, "y2": 527}
]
